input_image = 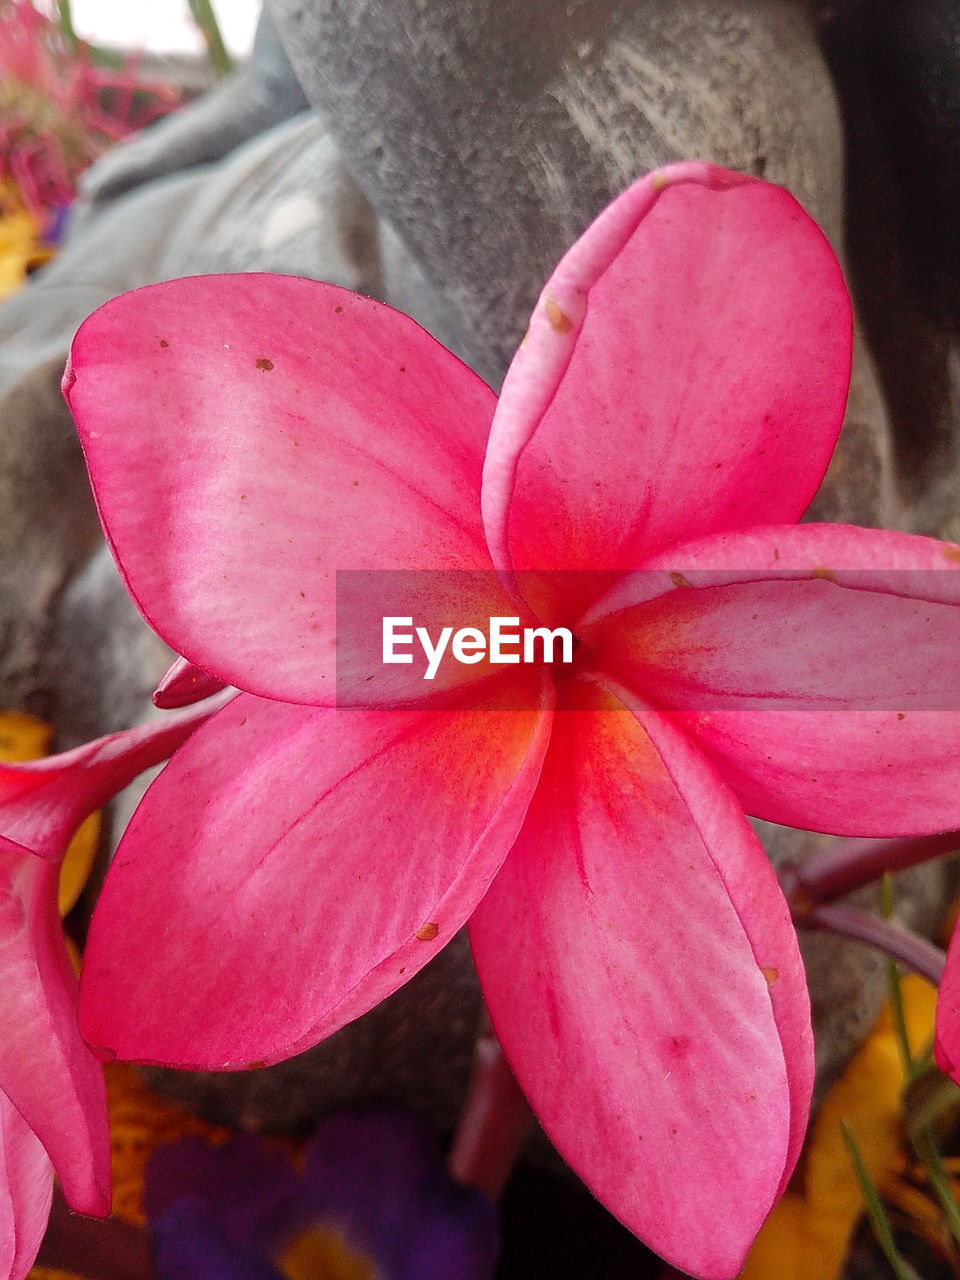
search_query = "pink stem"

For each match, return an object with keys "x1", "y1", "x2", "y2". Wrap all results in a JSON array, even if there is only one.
[
  {"x1": 782, "y1": 830, "x2": 960, "y2": 907},
  {"x1": 448, "y1": 1014, "x2": 534, "y2": 1201},
  {"x1": 799, "y1": 903, "x2": 946, "y2": 985}
]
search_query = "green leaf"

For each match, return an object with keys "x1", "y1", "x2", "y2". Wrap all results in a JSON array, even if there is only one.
[
  {"x1": 841, "y1": 1121, "x2": 924, "y2": 1280},
  {"x1": 185, "y1": 0, "x2": 233, "y2": 79},
  {"x1": 912, "y1": 1126, "x2": 960, "y2": 1253}
]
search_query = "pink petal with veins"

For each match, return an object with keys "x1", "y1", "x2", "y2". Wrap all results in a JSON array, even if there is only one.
[
  {"x1": 0, "y1": 698, "x2": 225, "y2": 861},
  {"x1": 583, "y1": 525, "x2": 960, "y2": 835},
  {"x1": 79, "y1": 679, "x2": 552, "y2": 1069},
  {"x1": 65, "y1": 275, "x2": 499, "y2": 705},
  {"x1": 482, "y1": 163, "x2": 851, "y2": 619},
  {"x1": 0, "y1": 851, "x2": 109, "y2": 1216},
  {"x1": 0, "y1": 1092, "x2": 53, "y2": 1280},
  {"x1": 470, "y1": 678, "x2": 809, "y2": 1280}
]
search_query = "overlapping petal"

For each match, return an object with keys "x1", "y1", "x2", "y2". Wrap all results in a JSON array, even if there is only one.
[
  {"x1": 64, "y1": 275, "x2": 501, "y2": 705},
  {"x1": 0, "y1": 850, "x2": 109, "y2": 1217},
  {"x1": 469, "y1": 677, "x2": 810, "y2": 1279},
  {"x1": 0, "y1": 1092, "x2": 52, "y2": 1280},
  {"x1": 481, "y1": 162, "x2": 851, "y2": 612},
  {"x1": 153, "y1": 657, "x2": 227, "y2": 710},
  {"x1": 299, "y1": 1109, "x2": 497, "y2": 1278},
  {"x1": 0, "y1": 698, "x2": 225, "y2": 861},
  {"x1": 78, "y1": 679, "x2": 553, "y2": 1069},
  {"x1": 581, "y1": 525, "x2": 960, "y2": 835}
]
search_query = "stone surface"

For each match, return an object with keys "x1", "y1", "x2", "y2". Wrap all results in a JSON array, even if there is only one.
[
  {"x1": 0, "y1": 0, "x2": 956, "y2": 1148},
  {"x1": 74, "y1": 7, "x2": 309, "y2": 219},
  {"x1": 816, "y1": 1, "x2": 960, "y2": 537}
]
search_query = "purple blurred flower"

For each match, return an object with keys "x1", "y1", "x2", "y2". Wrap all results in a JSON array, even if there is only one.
[{"x1": 144, "y1": 1108, "x2": 498, "y2": 1280}]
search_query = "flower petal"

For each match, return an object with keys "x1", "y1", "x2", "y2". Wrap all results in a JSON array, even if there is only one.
[
  {"x1": 584, "y1": 524, "x2": 960, "y2": 835},
  {"x1": 78, "y1": 681, "x2": 552, "y2": 1069},
  {"x1": 0, "y1": 698, "x2": 225, "y2": 861},
  {"x1": 0, "y1": 1092, "x2": 53, "y2": 1280},
  {"x1": 0, "y1": 850, "x2": 110, "y2": 1216},
  {"x1": 302, "y1": 1109, "x2": 497, "y2": 1279},
  {"x1": 152, "y1": 657, "x2": 227, "y2": 709},
  {"x1": 482, "y1": 163, "x2": 851, "y2": 603},
  {"x1": 145, "y1": 1112, "x2": 498, "y2": 1280},
  {"x1": 469, "y1": 677, "x2": 810, "y2": 1280},
  {"x1": 65, "y1": 275, "x2": 498, "y2": 705},
  {"x1": 150, "y1": 1201, "x2": 285, "y2": 1280},
  {"x1": 937, "y1": 938, "x2": 960, "y2": 1082}
]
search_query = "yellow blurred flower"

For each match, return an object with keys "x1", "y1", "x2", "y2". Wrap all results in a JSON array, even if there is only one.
[
  {"x1": 0, "y1": 181, "x2": 51, "y2": 298},
  {"x1": 743, "y1": 974, "x2": 942, "y2": 1280}
]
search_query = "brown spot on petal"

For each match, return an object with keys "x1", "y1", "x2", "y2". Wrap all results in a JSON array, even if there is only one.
[
  {"x1": 762, "y1": 966, "x2": 779, "y2": 986},
  {"x1": 811, "y1": 567, "x2": 838, "y2": 583},
  {"x1": 256, "y1": 358, "x2": 274, "y2": 371},
  {"x1": 415, "y1": 922, "x2": 439, "y2": 942},
  {"x1": 897, "y1": 712, "x2": 906, "y2": 720},
  {"x1": 246, "y1": 1059, "x2": 268, "y2": 1070},
  {"x1": 159, "y1": 339, "x2": 169, "y2": 348},
  {"x1": 943, "y1": 545, "x2": 960, "y2": 564},
  {"x1": 545, "y1": 298, "x2": 573, "y2": 334},
  {"x1": 651, "y1": 171, "x2": 670, "y2": 192},
  {"x1": 669, "y1": 571, "x2": 693, "y2": 588}
]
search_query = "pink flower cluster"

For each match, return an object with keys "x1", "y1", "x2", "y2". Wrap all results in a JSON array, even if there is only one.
[{"x1": 0, "y1": 0, "x2": 177, "y2": 223}]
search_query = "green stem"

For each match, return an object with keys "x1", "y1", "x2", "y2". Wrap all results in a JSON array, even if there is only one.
[
  {"x1": 886, "y1": 959, "x2": 917, "y2": 1079},
  {"x1": 841, "y1": 1123, "x2": 924, "y2": 1280},
  {"x1": 913, "y1": 1127, "x2": 960, "y2": 1251},
  {"x1": 56, "y1": 0, "x2": 78, "y2": 52},
  {"x1": 186, "y1": 0, "x2": 233, "y2": 79},
  {"x1": 882, "y1": 876, "x2": 918, "y2": 1080}
]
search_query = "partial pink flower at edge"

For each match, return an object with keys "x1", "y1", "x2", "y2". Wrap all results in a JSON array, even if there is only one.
[
  {"x1": 65, "y1": 162, "x2": 960, "y2": 1279},
  {"x1": 0, "y1": 699, "x2": 224, "y2": 1273}
]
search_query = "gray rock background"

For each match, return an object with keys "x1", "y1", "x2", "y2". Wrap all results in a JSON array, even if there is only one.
[{"x1": 0, "y1": 0, "x2": 957, "y2": 1143}]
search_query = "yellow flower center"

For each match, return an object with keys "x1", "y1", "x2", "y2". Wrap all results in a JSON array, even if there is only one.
[{"x1": 276, "y1": 1224, "x2": 378, "y2": 1280}]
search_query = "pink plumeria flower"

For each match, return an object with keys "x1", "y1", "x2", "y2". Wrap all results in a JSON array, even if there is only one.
[
  {"x1": 64, "y1": 163, "x2": 960, "y2": 1279},
  {"x1": 0, "y1": 702, "x2": 221, "y2": 1276}
]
